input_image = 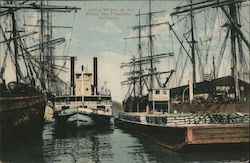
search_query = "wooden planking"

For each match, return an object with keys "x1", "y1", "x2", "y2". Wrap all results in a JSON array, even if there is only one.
[
  {"x1": 189, "y1": 138, "x2": 249, "y2": 144},
  {"x1": 0, "y1": 94, "x2": 46, "y2": 112},
  {"x1": 192, "y1": 127, "x2": 249, "y2": 134},
  {"x1": 187, "y1": 125, "x2": 249, "y2": 144}
]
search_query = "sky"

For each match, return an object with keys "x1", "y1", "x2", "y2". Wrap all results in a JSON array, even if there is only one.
[{"x1": 1, "y1": 0, "x2": 249, "y2": 102}]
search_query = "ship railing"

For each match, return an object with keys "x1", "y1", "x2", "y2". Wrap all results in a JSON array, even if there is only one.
[
  {"x1": 118, "y1": 113, "x2": 140, "y2": 122},
  {"x1": 78, "y1": 107, "x2": 112, "y2": 116},
  {"x1": 118, "y1": 112, "x2": 249, "y2": 125}
]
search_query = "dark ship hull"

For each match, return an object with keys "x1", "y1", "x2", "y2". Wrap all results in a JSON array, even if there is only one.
[
  {"x1": 123, "y1": 96, "x2": 148, "y2": 112},
  {"x1": 124, "y1": 76, "x2": 250, "y2": 114},
  {"x1": 0, "y1": 82, "x2": 47, "y2": 138},
  {"x1": 123, "y1": 96, "x2": 168, "y2": 113}
]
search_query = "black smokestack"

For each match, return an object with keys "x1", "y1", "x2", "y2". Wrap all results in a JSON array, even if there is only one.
[
  {"x1": 81, "y1": 65, "x2": 84, "y2": 72},
  {"x1": 70, "y1": 57, "x2": 75, "y2": 95},
  {"x1": 93, "y1": 57, "x2": 98, "y2": 95}
]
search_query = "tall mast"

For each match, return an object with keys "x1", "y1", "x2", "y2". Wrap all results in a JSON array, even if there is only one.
[
  {"x1": 190, "y1": 0, "x2": 196, "y2": 85},
  {"x1": 46, "y1": 0, "x2": 52, "y2": 92},
  {"x1": 132, "y1": 56, "x2": 136, "y2": 97},
  {"x1": 149, "y1": 0, "x2": 154, "y2": 91},
  {"x1": 11, "y1": 9, "x2": 19, "y2": 82},
  {"x1": 138, "y1": 11, "x2": 143, "y2": 96},
  {"x1": 40, "y1": 0, "x2": 45, "y2": 90},
  {"x1": 70, "y1": 57, "x2": 75, "y2": 95},
  {"x1": 229, "y1": 3, "x2": 240, "y2": 100}
]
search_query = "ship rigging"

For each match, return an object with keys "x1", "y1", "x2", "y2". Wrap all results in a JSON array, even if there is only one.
[
  {"x1": 169, "y1": 0, "x2": 249, "y2": 102},
  {"x1": 0, "y1": 0, "x2": 80, "y2": 95},
  {"x1": 121, "y1": 0, "x2": 175, "y2": 113},
  {"x1": 0, "y1": 0, "x2": 80, "y2": 138}
]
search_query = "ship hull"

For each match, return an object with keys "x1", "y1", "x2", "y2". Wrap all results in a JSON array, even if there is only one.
[
  {"x1": 0, "y1": 93, "x2": 47, "y2": 139},
  {"x1": 115, "y1": 118, "x2": 249, "y2": 150},
  {"x1": 123, "y1": 96, "x2": 168, "y2": 113},
  {"x1": 123, "y1": 98, "x2": 147, "y2": 112},
  {"x1": 54, "y1": 111, "x2": 113, "y2": 129}
]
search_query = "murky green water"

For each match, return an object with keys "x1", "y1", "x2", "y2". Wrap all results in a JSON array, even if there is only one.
[
  {"x1": 1, "y1": 123, "x2": 249, "y2": 163},
  {"x1": 0, "y1": 108, "x2": 249, "y2": 163}
]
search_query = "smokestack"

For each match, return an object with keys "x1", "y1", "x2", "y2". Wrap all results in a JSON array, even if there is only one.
[
  {"x1": 93, "y1": 57, "x2": 98, "y2": 95},
  {"x1": 70, "y1": 57, "x2": 75, "y2": 95}
]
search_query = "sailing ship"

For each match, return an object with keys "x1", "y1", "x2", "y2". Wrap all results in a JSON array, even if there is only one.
[
  {"x1": 116, "y1": 0, "x2": 249, "y2": 150},
  {"x1": 54, "y1": 57, "x2": 113, "y2": 128},
  {"x1": 121, "y1": 0, "x2": 175, "y2": 113},
  {"x1": 0, "y1": 1, "x2": 80, "y2": 137}
]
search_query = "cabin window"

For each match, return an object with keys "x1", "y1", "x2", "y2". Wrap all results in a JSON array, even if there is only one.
[
  {"x1": 55, "y1": 96, "x2": 82, "y2": 102},
  {"x1": 97, "y1": 105, "x2": 105, "y2": 109},
  {"x1": 83, "y1": 96, "x2": 111, "y2": 101},
  {"x1": 155, "y1": 90, "x2": 160, "y2": 94},
  {"x1": 62, "y1": 106, "x2": 69, "y2": 110},
  {"x1": 77, "y1": 96, "x2": 82, "y2": 101}
]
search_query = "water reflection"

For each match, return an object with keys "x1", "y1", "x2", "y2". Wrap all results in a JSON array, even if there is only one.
[
  {"x1": 43, "y1": 124, "x2": 113, "y2": 163},
  {"x1": 43, "y1": 124, "x2": 177, "y2": 163}
]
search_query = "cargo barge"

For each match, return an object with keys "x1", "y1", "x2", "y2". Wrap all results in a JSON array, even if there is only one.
[{"x1": 116, "y1": 112, "x2": 249, "y2": 150}]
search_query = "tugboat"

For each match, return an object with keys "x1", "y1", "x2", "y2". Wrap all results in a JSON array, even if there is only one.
[
  {"x1": 54, "y1": 57, "x2": 113, "y2": 128},
  {"x1": 116, "y1": 0, "x2": 249, "y2": 150}
]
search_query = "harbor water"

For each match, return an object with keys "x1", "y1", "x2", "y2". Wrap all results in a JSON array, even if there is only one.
[{"x1": 0, "y1": 107, "x2": 249, "y2": 163}]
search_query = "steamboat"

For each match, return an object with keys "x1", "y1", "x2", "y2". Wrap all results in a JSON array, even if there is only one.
[{"x1": 54, "y1": 57, "x2": 113, "y2": 128}]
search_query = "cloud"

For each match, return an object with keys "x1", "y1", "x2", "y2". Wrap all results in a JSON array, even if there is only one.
[
  {"x1": 94, "y1": 21, "x2": 121, "y2": 33},
  {"x1": 98, "y1": 51, "x2": 130, "y2": 102}
]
